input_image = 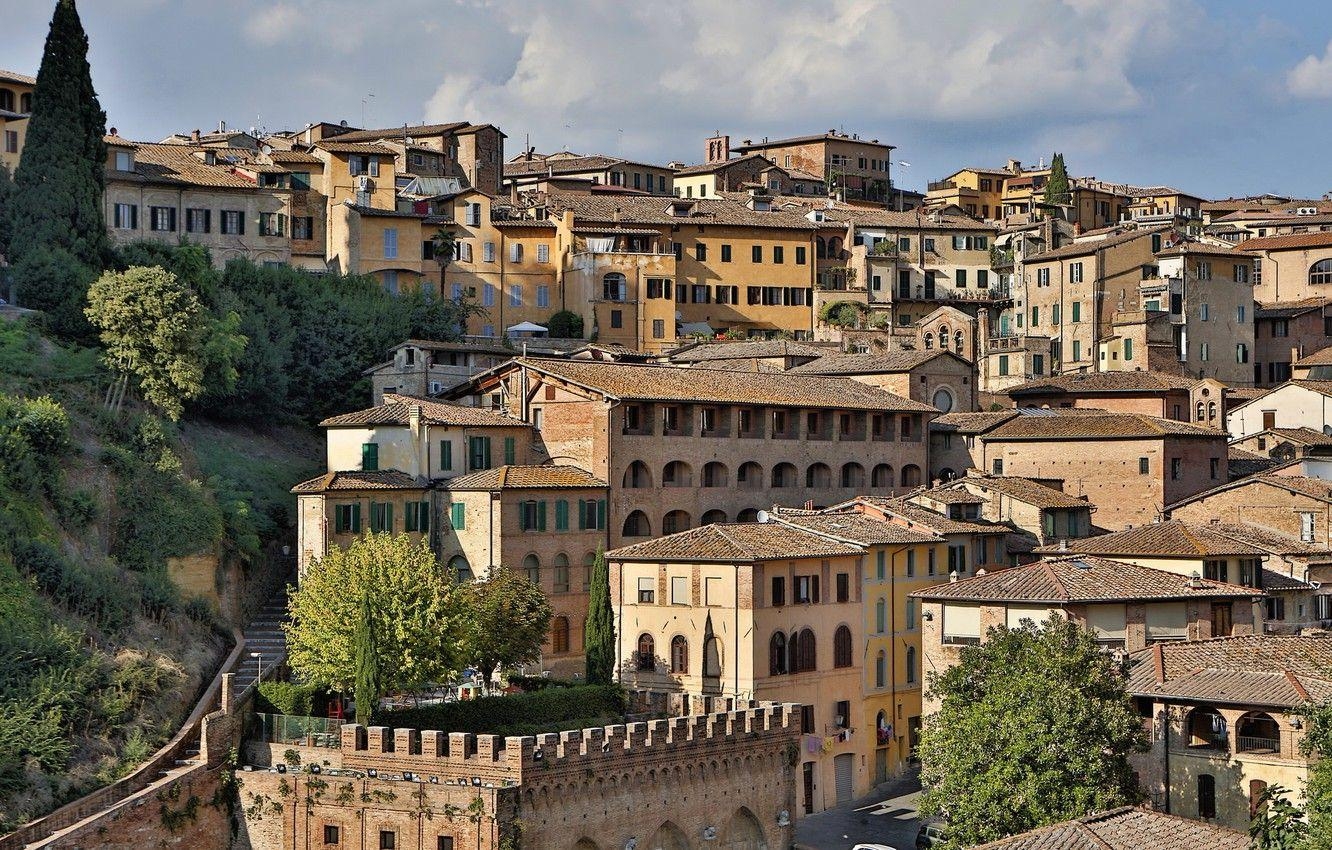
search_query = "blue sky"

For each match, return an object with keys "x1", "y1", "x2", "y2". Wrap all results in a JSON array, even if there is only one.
[{"x1": 9, "y1": 0, "x2": 1332, "y2": 199}]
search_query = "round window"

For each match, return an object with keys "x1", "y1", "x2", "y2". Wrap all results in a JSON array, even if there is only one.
[{"x1": 932, "y1": 388, "x2": 954, "y2": 413}]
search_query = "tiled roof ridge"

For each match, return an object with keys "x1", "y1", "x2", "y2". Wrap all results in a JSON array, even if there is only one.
[
  {"x1": 1039, "y1": 558, "x2": 1069, "y2": 599},
  {"x1": 1287, "y1": 669, "x2": 1311, "y2": 702}
]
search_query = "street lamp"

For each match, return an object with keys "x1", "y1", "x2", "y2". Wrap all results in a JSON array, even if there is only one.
[
  {"x1": 894, "y1": 160, "x2": 912, "y2": 212},
  {"x1": 250, "y1": 651, "x2": 263, "y2": 684}
]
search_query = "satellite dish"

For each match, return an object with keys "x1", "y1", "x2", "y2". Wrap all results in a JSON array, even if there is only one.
[
  {"x1": 340, "y1": 119, "x2": 349, "y2": 127},
  {"x1": 755, "y1": 510, "x2": 770, "y2": 524},
  {"x1": 261, "y1": 144, "x2": 272, "y2": 155}
]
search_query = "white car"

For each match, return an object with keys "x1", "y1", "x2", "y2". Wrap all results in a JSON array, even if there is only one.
[{"x1": 851, "y1": 845, "x2": 897, "y2": 850}]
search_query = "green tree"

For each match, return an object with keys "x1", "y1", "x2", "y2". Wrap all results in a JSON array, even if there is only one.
[
  {"x1": 84, "y1": 266, "x2": 208, "y2": 421},
  {"x1": 459, "y1": 567, "x2": 552, "y2": 691},
  {"x1": 7, "y1": 0, "x2": 108, "y2": 334},
  {"x1": 546, "y1": 310, "x2": 584, "y2": 339},
  {"x1": 584, "y1": 545, "x2": 615, "y2": 685},
  {"x1": 917, "y1": 614, "x2": 1145, "y2": 848},
  {"x1": 1042, "y1": 152, "x2": 1071, "y2": 209},
  {"x1": 352, "y1": 593, "x2": 382, "y2": 725},
  {"x1": 0, "y1": 163, "x2": 14, "y2": 264},
  {"x1": 285, "y1": 533, "x2": 462, "y2": 699},
  {"x1": 431, "y1": 227, "x2": 457, "y2": 295},
  {"x1": 1296, "y1": 697, "x2": 1332, "y2": 849},
  {"x1": 1249, "y1": 784, "x2": 1309, "y2": 850}
]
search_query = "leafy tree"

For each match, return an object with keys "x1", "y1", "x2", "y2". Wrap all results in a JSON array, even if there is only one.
[
  {"x1": 352, "y1": 593, "x2": 382, "y2": 725},
  {"x1": 1296, "y1": 697, "x2": 1332, "y2": 849},
  {"x1": 818, "y1": 301, "x2": 864, "y2": 328},
  {"x1": 458, "y1": 567, "x2": 552, "y2": 691},
  {"x1": 584, "y1": 545, "x2": 615, "y2": 685},
  {"x1": 6, "y1": 0, "x2": 108, "y2": 334},
  {"x1": 917, "y1": 614, "x2": 1146, "y2": 848},
  {"x1": 546, "y1": 310, "x2": 584, "y2": 339},
  {"x1": 285, "y1": 533, "x2": 462, "y2": 699},
  {"x1": 1042, "y1": 152, "x2": 1071, "y2": 208},
  {"x1": 1249, "y1": 784, "x2": 1309, "y2": 850},
  {"x1": 84, "y1": 266, "x2": 208, "y2": 420}
]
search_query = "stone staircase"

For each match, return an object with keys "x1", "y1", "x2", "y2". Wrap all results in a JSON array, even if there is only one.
[{"x1": 225, "y1": 589, "x2": 290, "y2": 694}]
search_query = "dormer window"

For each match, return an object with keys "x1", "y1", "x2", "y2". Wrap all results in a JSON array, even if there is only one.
[{"x1": 114, "y1": 150, "x2": 133, "y2": 172}]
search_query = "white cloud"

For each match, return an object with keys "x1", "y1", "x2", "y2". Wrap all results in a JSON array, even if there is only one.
[
  {"x1": 425, "y1": 0, "x2": 1192, "y2": 160},
  {"x1": 1288, "y1": 40, "x2": 1332, "y2": 98},
  {"x1": 243, "y1": 5, "x2": 301, "y2": 47}
]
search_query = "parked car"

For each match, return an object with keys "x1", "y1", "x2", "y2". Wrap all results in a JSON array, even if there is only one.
[
  {"x1": 916, "y1": 822, "x2": 947, "y2": 849},
  {"x1": 851, "y1": 844, "x2": 897, "y2": 850}
]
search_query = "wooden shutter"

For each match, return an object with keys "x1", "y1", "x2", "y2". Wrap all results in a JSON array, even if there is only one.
[
  {"x1": 597, "y1": 499, "x2": 607, "y2": 530},
  {"x1": 578, "y1": 500, "x2": 588, "y2": 530},
  {"x1": 362, "y1": 443, "x2": 378, "y2": 471},
  {"x1": 351, "y1": 503, "x2": 362, "y2": 533},
  {"x1": 503, "y1": 436, "x2": 515, "y2": 465},
  {"x1": 419, "y1": 501, "x2": 429, "y2": 533},
  {"x1": 537, "y1": 501, "x2": 547, "y2": 531},
  {"x1": 555, "y1": 500, "x2": 568, "y2": 531},
  {"x1": 451, "y1": 502, "x2": 465, "y2": 530},
  {"x1": 441, "y1": 440, "x2": 452, "y2": 471}
]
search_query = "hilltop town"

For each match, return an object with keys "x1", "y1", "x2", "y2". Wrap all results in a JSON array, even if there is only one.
[{"x1": 8, "y1": 4, "x2": 1332, "y2": 850}]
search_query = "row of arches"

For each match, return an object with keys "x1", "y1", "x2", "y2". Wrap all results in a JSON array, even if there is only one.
[
  {"x1": 566, "y1": 808, "x2": 766, "y2": 850},
  {"x1": 636, "y1": 633, "x2": 722, "y2": 677},
  {"x1": 522, "y1": 551, "x2": 597, "y2": 594},
  {"x1": 623, "y1": 460, "x2": 920, "y2": 491},
  {"x1": 623, "y1": 508, "x2": 763, "y2": 537},
  {"x1": 0, "y1": 89, "x2": 31, "y2": 114}
]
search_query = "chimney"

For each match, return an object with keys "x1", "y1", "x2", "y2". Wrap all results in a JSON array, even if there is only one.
[
  {"x1": 1007, "y1": 159, "x2": 1021, "y2": 174},
  {"x1": 191, "y1": 128, "x2": 201, "y2": 143},
  {"x1": 218, "y1": 119, "x2": 226, "y2": 133},
  {"x1": 1073, "y1": 222, "x2": 1083, "y2": 236},
  {"x1": 1058, "y1": 539, "x2": 1068, "y2": 551}
]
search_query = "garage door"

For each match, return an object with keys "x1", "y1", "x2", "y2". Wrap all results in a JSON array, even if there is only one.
[{"x1": 834, "y1": 753, "x2": 854, "y2": 805}]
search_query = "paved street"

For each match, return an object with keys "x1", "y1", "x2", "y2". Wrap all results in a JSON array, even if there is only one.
[{"x1": 794, "y1": 774, "x2": 923, "y2": 850}]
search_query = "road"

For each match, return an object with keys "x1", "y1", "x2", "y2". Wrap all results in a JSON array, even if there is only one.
[{"x1": 794, "y1": 773, "x2": 923, "y2": 850}]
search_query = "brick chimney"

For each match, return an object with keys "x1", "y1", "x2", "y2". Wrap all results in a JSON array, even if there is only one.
[{"x1": 191, "y1": 128, "x2": 201, "y2": 143}]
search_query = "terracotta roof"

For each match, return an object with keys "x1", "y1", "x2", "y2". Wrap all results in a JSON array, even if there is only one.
[
  {"x1": 914, "y1": 488, "x2": 986, "y2": 505},
  {"x1": 291, "y1": 469, "x2": 423, "y2": 493},
  {"x1": 930, "y1": 411, "x2": 1019, "y2": 434},
  {"x1": 1295, "y1": 345, "x2": 1332, "y2": 367},
  {"x1": 489, "y1": 358, "x2": 935, "y2": 412},
  {"x1": 945, "y1": 475, "x2": 1090, "y2": 510},
  {"x1": 1265, "y1": 426, "x2": 1332, "y2": 446},
  {"x1": 787, "y1": 350, "x2": 965, "y2": 375},
  {"x1": 1032, "y1": 520, "x2": 1265, "y2": 557},
  {"x1": 0, "y1": 69, "x2": 36, "y2": 86},
  {"x1": 112, "y1": 142, "x2": 261, "y2": 189},
  {"x1": 772, "y1": 512, "x2": 941, "y2": 545},
  {"x1": 1255, "y1": 298, "x2": 1327, "y2": 319},
  {"x1": 326, "y1": 122, "x2": 471, "y2": 143},
  {"x1": 911, "y1": 555, "x2": 1260, "y2": 603},
  {"x1": 1126, "y1": 635, "x2": 1332, "y2": 707},
  {"x1": 666, "y1": 340, "x2": 828, "y2": 362},
  {"x1": 984, "y1": 412, "x2": 1225, "y2": 441},
  {"x1": 1027, "y1": 226, "x2": 1167, "y2": 262},
  {"x1": 1155, "y1": 241, "x2": 1245, "y2": 257},
  {"x1": 672, "y1": 153, "x2": 778, "y2": 176},
  {"x1": 853, "y1": 497, "x2": 1010, "y2": 535},
  {"x1": 1263, "y1": 569, "x2": 1316, "y2": 591},
  {"x1": 607, "y1": 523, "x2": 863, "y2": 563},
  {"x1": 319, "y1": 394, "x2": 530, "y2": 428},
  {"x1": 103, "y1": 134, "x2": 135, "y2": 149},
  {"x1": 1168, "y1": 473, "x2": 1332, "y2": 512},
  {"x1": 444, "y1": 465, "x2": 606, "y2": 490},
  {"x1": 266, "y1": 149, "x2": 322, "y2": 164},
  {"x1": 546, "y1": 191, "x2": 816, "y2": 230},
  {"x1": 822, "y1": 207, "x2": 993, "y2": 230},
  {"x1": 1239, "y1": 231, "x2": 1332, "y2": 252},
  {"x1": 506, "y1": 153, "x2": 667, "y2": 178},
  {"x1": 1005, "y1": 370, "x2": 1196, "y2": 396},
  {"x1": 969, "y1": 806, "x2": 1246, "y2": 850},
  {"x1": 314, "y1": 141, "x2": 396, "y2": 155},
  {"x1": 731, "y1": 132, "x2": 893, "y2": 152}
]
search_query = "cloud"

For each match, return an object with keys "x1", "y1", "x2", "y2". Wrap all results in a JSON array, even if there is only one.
[
  {"x1": 1288, "y1": 40, "x2": 1332, "y2": 98},
  {"x1": 243, "y1": 5, "x2": 301, "y2": 46}
]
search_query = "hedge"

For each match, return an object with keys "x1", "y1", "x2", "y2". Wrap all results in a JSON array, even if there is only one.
[{"x1": 378, "y1": 684, "x2": 626, "y2": 735}]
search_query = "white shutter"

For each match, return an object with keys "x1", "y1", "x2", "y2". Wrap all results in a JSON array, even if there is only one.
[
  {"x1": 1146, "y1": 602, "x2": 1188, "y2": 640},
  {"x1": 671, "y1": 575, "x2": 689, "y2": 605},
  {"x1": 1006, "y1": 605, "x2": 1052, "y2": 629},
  {"x1": 537, "y1": 243, "x2": 549, "y2": 263},
  {"x1": 943, "y1": 604, "x2": 982, "y2": 643},
  {"x1": 1085, "y1": 604, "x2": 1127, "y2": 641}
]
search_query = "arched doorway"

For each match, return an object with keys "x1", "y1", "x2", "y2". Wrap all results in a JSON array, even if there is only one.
[{"x1": 722, "y1": 807, "x2": 767, "y2": 849}]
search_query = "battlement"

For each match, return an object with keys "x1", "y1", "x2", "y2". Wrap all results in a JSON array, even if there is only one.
[{"x1": 339, "y1": 700, "x2": 800, "y2": 784}]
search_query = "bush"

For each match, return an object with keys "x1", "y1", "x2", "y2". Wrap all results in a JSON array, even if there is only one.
[
  {"x1": 546, "y1": 310, "x2": 584, "y2": 339},
  {"x1": 818, "y1": 300, "x2": 865, "y2": 328},
  {"x1": 506, "y1": 674, "x2": 580, "y2": 692},
  {"x1": 256, "y1": 680, "x2": 325, "y2": 716},
  {"x1": 379, "y1": 685, "x2": 625, "y2": 736},
  {"x1": 11, "y1": 538, "x2": 137, "y2": 632}
]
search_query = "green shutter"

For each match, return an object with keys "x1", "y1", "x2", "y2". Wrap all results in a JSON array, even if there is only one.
[
  {"x1": 556, "y1": 500, "x2": 569, "y2": 531},
  {"x1": 483, "y1": 437, "x2": 492, "y2": 468},
  {"x1": 441, "y1": 440, "x2": 452, "y2": 471},
  {"x1": 1124, "y1": 339, "x2": 1133, "y2": 361},
  {"x1": 405, "y1": 503, "x2": 417, "y2": 532},
  {"x1": 597, "y1": 499, "x2": 607, "y2": 530},
  {"x1": 385, "y1": 503, "x2": 393, "y2": 531},
  {"x1": 537, "y1": 500, "x2": 547, "y2": 531},
  {"x1": 520, "y1": 503, "x2": 529, "y2": 531},
  {"x1": 504, "y1": 436, "x2": 516, "y2": 465},
  {"x1": 578, "y1": 500, "x2": 588, "y2": 530},
  {"x1": 419, "y1": 501, "x2": 430, "y2": 533},
  {"x1": 351, "y1": 503, "x2": 362, "y2": 533},
  {"x1": 451, "y1": 502, "x2": 465, "y2": 530},
  {"x1": 362, "y1": 443, "x2": 379, "y2": 471}
]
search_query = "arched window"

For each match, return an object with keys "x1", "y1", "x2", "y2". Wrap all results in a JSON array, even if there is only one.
[
  {"x1": 662, "y1": 510, "x2": 691, "y2": 534},
  {"x1": 737, "y1": 508, "x2": 760, "y2": 522},
  {"x1": 1208, "y1": 401, "x2": 1217, "y2": 421},
  {"x1": 623, "y1": 510, "x2": 652, "y2": 537},
  {"x1": 828, "y1": 236, "x2": 843, "y2": 258},
  {"x1": 448, "y1": 555, "x2": 473, "y2": 583},
  {"x1": 923, "y1": 332, "x2": 934, "y2": 350},
  {"x1": 816, "y1": 236, "x2": 827, "y2": 260},
  {"x1": 623, "y1": 460, "x2": 652, "y2": 488},
  {"x1": 637, "y1": 633, "x2": 655, "y2": 670},
  {"x1": 901, "y1": 464, "x2": 922, "y2": 487},
  {"x1": 582, "y1": 551, "x2": 596, "y2": 591},
  {"x1": 602, "y1": 272, "x2": 627, "y2": 301},
  {"x1": 702, "y1": 461, "x2": 728, "y2": 487},
  {"x1": 701, "y1": 509, "x2": 727, "y2": 525},
  {"x1": 833, "y1": 625, "x2": 852, "y2": 668},
  {"x1": 771, "y1": 462, "x2": 797, "y2": 488},
  {"x1": 670, "y1": 635, "x2": 688, "y2": 673},
  {"x1": 1237, "y1": 711, "x2": 1281, "y2": 754},
  {"x1": 796, "y1": 627, "x2": 816, "y2": 672},
  {"x1": 932, "y1": 388, "x2": 954, "y2": 413},
  {"x1": 736, "y1": 461, "x2": 763, "y2": 490},
  {"x1": 1311, "y1": 259, "x2": 1332, "y2": 286},
  {"x1": 939, "y1": 325, "x2": 950, "y2": 350},
  {"x1": 662, "y1": 460, "x2": 692, "y2": 487},
  {"x1": 523, "y1": 553, "x2": 540, "y2": 585},
  {"x1": 553, "y1": 553, "x2": 570, "y2": 593},
  {"x1": 552, "y1": 616, "x2": 570, "y2": 654},
  {"x1": 955, "y1": 330, "x2": 964, "y2": 352},
  {"x1": 1187, "y1": 707, "x2": 1227, "y2": 749},
  {"x1": 841, "y1": 462, "x2": 865, "y2": 488},
  {"x1": 905, "y1": 646, "x2": 917, "y2": 683},
  {"x1": 1198, "y1": 774, "x2": 1217, "y2": 819},
  {"x1": 875, "y1": 651, "x2": 886, "y2": 688},
  {"x1": 1196, "y1": 401, "x2": 1205, "y2": 421},
  {"x1": 871, "y1": 464, "x2": 894, "y2": 490},
  {"x1": 769, "y1": 632, "x2": 787, "y2": 675},
  {"x1": 806, "y1": 462, "x2": 832, "y2": 488}
]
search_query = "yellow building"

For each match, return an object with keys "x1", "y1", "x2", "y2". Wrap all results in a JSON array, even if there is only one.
[
  {"x1": 0, "y1": 69, "x2": 34, "y2": 173},
  {"x1": 925, "y1": 166, "x2": 1010, "y2": 220}
]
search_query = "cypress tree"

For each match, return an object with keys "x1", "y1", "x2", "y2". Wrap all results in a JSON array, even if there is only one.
[
  {"x1": 352, "y1": 594, "x2": 381, "y2": 725},
  {"x1": 8, "y1": 0, "x2": 107, "y2": 332},
  {"x1": 584, "y1": 544, "x2": 616, "y2": 685},
  {"x1": 1042, "y1": 152, "x2": 1071, "y2": 209}
]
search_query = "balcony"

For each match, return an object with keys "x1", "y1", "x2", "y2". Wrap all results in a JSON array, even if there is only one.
[
  {"x1": 899, "y1": 285, "x2": 1012, "y2": 304},
  {"x1": 928, "y1": 179, "x2": 958, "y2": 192},
  {"x1": 1237, "y1": 735, "x2": 1281, "y2": 755}
]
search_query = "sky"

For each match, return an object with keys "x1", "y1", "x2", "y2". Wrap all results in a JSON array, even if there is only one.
[{"x1": 9, "y1": 0, "x2": 1332, "y2": 199}]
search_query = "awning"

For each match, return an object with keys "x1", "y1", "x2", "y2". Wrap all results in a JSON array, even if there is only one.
[{"x1": 506, "y1": 321, "x2": 548, "y2": 335}]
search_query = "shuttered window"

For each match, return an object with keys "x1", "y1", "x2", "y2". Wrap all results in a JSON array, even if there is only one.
[
  {"x1": 943, "y1": 604, "x2": 982, "y2": 644},
  {"x1": 554, "y1": 500, "x2": 569, "y2": 531},
  {"x1": 1006, "y1": 605, "x2": 1051, "y2": 629},
  {"x1": 362, "y1": 443, "x2": 379, "y2": 471},
  {"x1": 1085, "y1": 604, "x2": 1126, "y2": 643},
  {"x1": 450, "y1": 502, "x2": 466, "y2": 530},
  {"x1": 1146, "y1": 602, "x2": 1188, "y2": 641}
]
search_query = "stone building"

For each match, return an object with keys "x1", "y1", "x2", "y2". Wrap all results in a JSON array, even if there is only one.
[
  {"x1": 1127, "y1": 635, "x2": 1332, "y2": 831},
  {"x1": 969, "y1": 807, "x2": 1245, "y2": 849},
  {"x1": 1253, "y1": 299, "x2": 1332, "y2": 386},
  {"x1": 447, "y1": 357, "x2": 935, "y2": 546},
  {"x1": 912, "y1": 554, "x2": 1261, "y2": 713},
  {"x1": 1001, "y1": 370, "x2": 1224, "y2": 426},
  {"x1": 906, "y1": 471, "x2": 1096, "y2": 555},
  {"x1": 725, "y1": 131, "x2": 897, "y2": 203},
  {"x1": 505, "y1": 150, "x2": 676, "y2": 196},
  {"x1": 0, "y1": 68, "x2": 33, "y2": 173},
  {"x1": 787, "y1": 350, "x2": 976, "y2": 414},
  {"x1": 1241, "y1": 231, "x2": 1332, "y2": 305},
  {"x1": 364, "y1": 339, "x2": 516, "y2": 404},
  {"x1": 237, "y1": 701, "x2": 798, "y2": 850},
  {"x1": 1226, "y1": 380, "x2": 1332, "y2": 439}
]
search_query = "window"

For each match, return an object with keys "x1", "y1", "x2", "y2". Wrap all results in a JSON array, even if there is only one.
[
  {"x1": 380, "y1": 831, "x2": 396, "y2": 850},
  {"x1": 467, "y1": 436, "x2": 492, "y2": 470},
  {"x1": 771, "y1": 575, "x2": 786, "y2": 606},
  {"x1": 695, "y1": 242, "x2": 707, "y2": 262},
  {"x1": 334, "y1": 503, "x2": 361, "y2": 534},
  {"x1": 671, "y1": 575, "x2": 689, "y2": 605},
  {"x1": 1236, "y1": 343, "x2": 1249, "y2": 364},
  {"x1": 1036, "y1": 267, "x2": 1050, "y2": 286},
  {"x1": 553, "y1": 555, "x2": 569, "y2": 593},
  {"x1": 404, "y1": 501, "x2": 430, "y2": 533},
  {"x1": 836, "y1": 572, "x2": 849, "y2": 603},
  {"x1": 113, "y1": 150, "x2": 132, "y2": 171},
  {"x1": 670, "y1": 636, "x2": 688, "y2": 673},
  {"x1": 720, "y1": 243, "x2": 732, "y2": 262},
  {"x1": 1171, "y1": 458, "x2": 1181, "y2": 480},
  {"x1": 221, "y1": 210, "x2": 244, "y2": 235},
  {"x1": 751, "y1": 244, "x2": 763, "y2": 263},
  {"x1": 509, "y1": 242, "x2": 524, "y2": 263},
  {"x1": 833, "y1": 625, "x2": 852, "y2": 668},
  {"x1": 180, "y1": 207, "x2": 210, "y2": 234},
  {"x1": 519, "y1": 500, "x2": 546, "y2": 531},
  {"x1": 113, "y1": 203, "x2": 138, "y2": 230},
  {"x1": 796, "y1": 245, "x2": 807, "y2": 264},
  {"x1": 794, "y1": 574, "x2": 819, "y2": 604},
  {"x1": 324, "y1": 825, "x2": 340, "y2": 845},
  {"x1": 652, "y1": 319, "x2": 665, "y2": 339},
  {"x1": 361, "y1": 442, "x2": 379, "y2": 471},
  {"x1": 1070, "y1": 262, "x2": 1083, "y2": 283},
  {"x1": 149, "y1": 206, "x2": 176, "y2": 232},
  {"x1": 905, "y1": 598, "x2": 916, "y2": 630},
  {"x1": 259, "y1": 212, "x2": 286, "y2": 237},
  {"x1": 552, "y1": 617, "x2": 570, "y2": 653},
  {"x1": 905, "y1": 646, "x2": 917, "y2": 684},
  {"x1": 1139, "y1": 457, "x2": 1149, "y2": 475},
  {"x1": 368, "y1": 502, "x2": 393, "y2": 533},
  {"x1": 1124, "y1": 338, "x2": 1134, "y2": 361},
  {"x1": 1196, "y1": 261, "x2": 1212, "y2": 280},
  {"x1": 1302, "y1": 512, "x2": 1316, "y2": 543},
  {"x1": 1198, "y1": 774, "x2": 1216, "y2": 819},
  {"x1": 992, "y1": 458, "x2": 1003, "y2": 475},
  {"x1": 773, "y1": 246, "x2": 785, "y2": 264},
  {"x1": 449, "y1": 502, "x2": 465, "y2": 530},
  {"x1": 637, "y1": 577, "x2": 656, "y2": 604},
  {"x1": 536, "y1": 285, "x2": 549, "y2": 308},
  {"x1": 637, "y1": 633, "x2": 656, "y2": 669},
  {"x1": 800, "y1": 704, "x2": 815, "y2": 734},
  {"x1": 438, "y1": 839, "x2": 454, "y2": 850}
]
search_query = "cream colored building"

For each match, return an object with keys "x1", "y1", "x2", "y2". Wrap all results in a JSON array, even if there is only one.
[{"x1": 0, "y1": 69, "x2": 34, "y2": 173}]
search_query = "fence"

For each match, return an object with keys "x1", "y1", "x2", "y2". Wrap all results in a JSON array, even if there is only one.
[{"x1": 254, "y1": 712, "x2": 342, "y2": 748}]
